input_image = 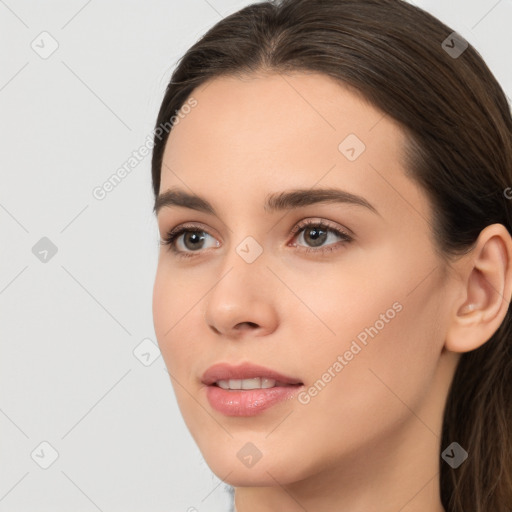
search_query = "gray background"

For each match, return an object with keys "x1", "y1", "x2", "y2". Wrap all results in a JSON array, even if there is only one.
[{"x1": 0, "y1": 1, "x2": 511, "y2": 511}]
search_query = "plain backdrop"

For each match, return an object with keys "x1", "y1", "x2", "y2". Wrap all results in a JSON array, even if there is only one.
[{"x1": 1, "y1": 1, "x2": 511, "y2": 511}]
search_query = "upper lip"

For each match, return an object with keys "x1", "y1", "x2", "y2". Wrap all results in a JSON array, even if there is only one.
[{"x1": 201, "y1": 362, "x2": 303, "y2": 386}]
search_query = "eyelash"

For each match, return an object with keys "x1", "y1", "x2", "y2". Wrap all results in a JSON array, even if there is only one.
[{"x1": 160, "y1": 219, "x2": 353, "y2": 259}]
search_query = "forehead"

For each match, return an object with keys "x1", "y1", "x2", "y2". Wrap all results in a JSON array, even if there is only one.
[
  {"x1": 159, "y1": 72, "x2": 428, "y2": 224},
  {"x1": 164, "y1": 71, "x2": 390, "y2": 162}
]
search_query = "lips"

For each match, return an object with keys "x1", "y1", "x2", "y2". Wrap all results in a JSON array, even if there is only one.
[
  {"x1": 201, "y1": 362, "x2": 304, "y2": 416},
  {"x1": 201, "y1": 362, "x2": 303, "y2": 387}
]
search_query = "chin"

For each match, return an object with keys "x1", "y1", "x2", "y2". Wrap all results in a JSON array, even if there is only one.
[
  {"x1": 196, "y1": 441, "x2": 310, "y2": 487},
  {"x1": 209, "y1": 463, "x2": 296, "y2": 488}
]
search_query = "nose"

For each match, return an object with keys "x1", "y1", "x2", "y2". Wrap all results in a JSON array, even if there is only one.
[{"x1": 203, "y1": 248, "x2": 279, "y2": 339}]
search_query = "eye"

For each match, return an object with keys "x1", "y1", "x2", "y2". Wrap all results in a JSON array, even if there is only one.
[
  {"x1": 289, "y1": 219, "x2": 353, "y2": 254},
  {"x1": 160, "y1": 219, "x2": 353, "y2": 259},
  {"x1": 160, "y1": 223, "x2": 219, "y2": 259}
]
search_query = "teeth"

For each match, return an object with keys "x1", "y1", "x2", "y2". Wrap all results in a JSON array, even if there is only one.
[{"x1": 216, "y1": 378, "x2": 277, "y2": 390}]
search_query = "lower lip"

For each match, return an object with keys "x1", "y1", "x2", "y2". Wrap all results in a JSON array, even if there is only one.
[{"x1": 205, "y1": 384, "x2": 303, "y2": 416}]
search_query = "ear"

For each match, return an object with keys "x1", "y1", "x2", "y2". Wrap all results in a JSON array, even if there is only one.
[{"x1": 445, "y1": 223, "x2": 512, "y2": 353}]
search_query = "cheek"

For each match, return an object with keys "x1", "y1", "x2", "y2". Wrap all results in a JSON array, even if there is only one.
[
  {"x1": 152, "y1": 269, "x2": 206, "y2": 431},
  {"x1": 152, "y1": 264, "x2": 200, "y2": 372},
  {"x1": 292, "y1": 261, "x2": 443, "y2": 446},
  {"x1": 290, "y1": 241, "x2": 441, "y2": 364},
  {"x1": 277, "y1": 249, "x2": 406, "y2": 355},
  {"x1": 290, "y1": 246, "x2": 441, "y2": 384},
  {"x1": 152, "y1": 260, "x2": 206, "y2": 333}
]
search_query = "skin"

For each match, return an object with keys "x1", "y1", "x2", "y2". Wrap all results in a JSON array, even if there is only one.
[{"x1": 152, "y1": 71, "x2": 512, "y2": 512}]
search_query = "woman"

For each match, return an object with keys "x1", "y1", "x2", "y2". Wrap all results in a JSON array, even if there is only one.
[{"x1": 150, "y1": 0, "x2": 512, "y2": 510}]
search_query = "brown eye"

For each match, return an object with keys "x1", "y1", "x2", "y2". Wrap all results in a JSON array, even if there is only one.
[
  {"x1": 181, "y1": 230, "x2": 207, "y2": 251},
  {"x1": 291, "y1": 220, "x2": 352, "y2": 252},
  {"x1": 161, "y1": 225, "x2": 220, "y2": 258},
  {"x1": 301, "y1": 225, "x2": 329, "y2": 247}
]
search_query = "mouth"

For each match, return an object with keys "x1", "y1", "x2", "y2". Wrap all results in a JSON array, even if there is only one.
[
  {"x1": 201, "y1": 362, "x2": 304, "y2": 416},
  {"x1": 212, "y1": 377, "x2": 301, "y2": 390},
  {"x1": 201, "y1": 362, "x2": 303, "y2": 387}
]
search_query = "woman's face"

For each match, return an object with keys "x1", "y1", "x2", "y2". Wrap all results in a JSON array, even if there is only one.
[{"x1": 152, "y1": 72, "x2": 459, "y2": 487}]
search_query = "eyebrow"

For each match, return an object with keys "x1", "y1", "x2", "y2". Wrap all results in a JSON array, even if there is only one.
[{"x1": 154, "y1": 187, "x2": 380, "y2": 217}]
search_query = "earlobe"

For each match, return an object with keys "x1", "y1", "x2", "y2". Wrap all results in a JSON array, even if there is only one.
[{"x1": 445, "y1": 223, "x2": 512, "y2": 354}]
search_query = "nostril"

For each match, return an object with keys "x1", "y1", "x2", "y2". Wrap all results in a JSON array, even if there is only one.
[{"x1": 236, "y1": 321, "x2": 259, "y2": 329}]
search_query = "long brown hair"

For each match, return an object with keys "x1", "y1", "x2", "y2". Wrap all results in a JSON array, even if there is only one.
[{"x1": 150, "y1": 1, "x2": 512, "y2": 509}]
